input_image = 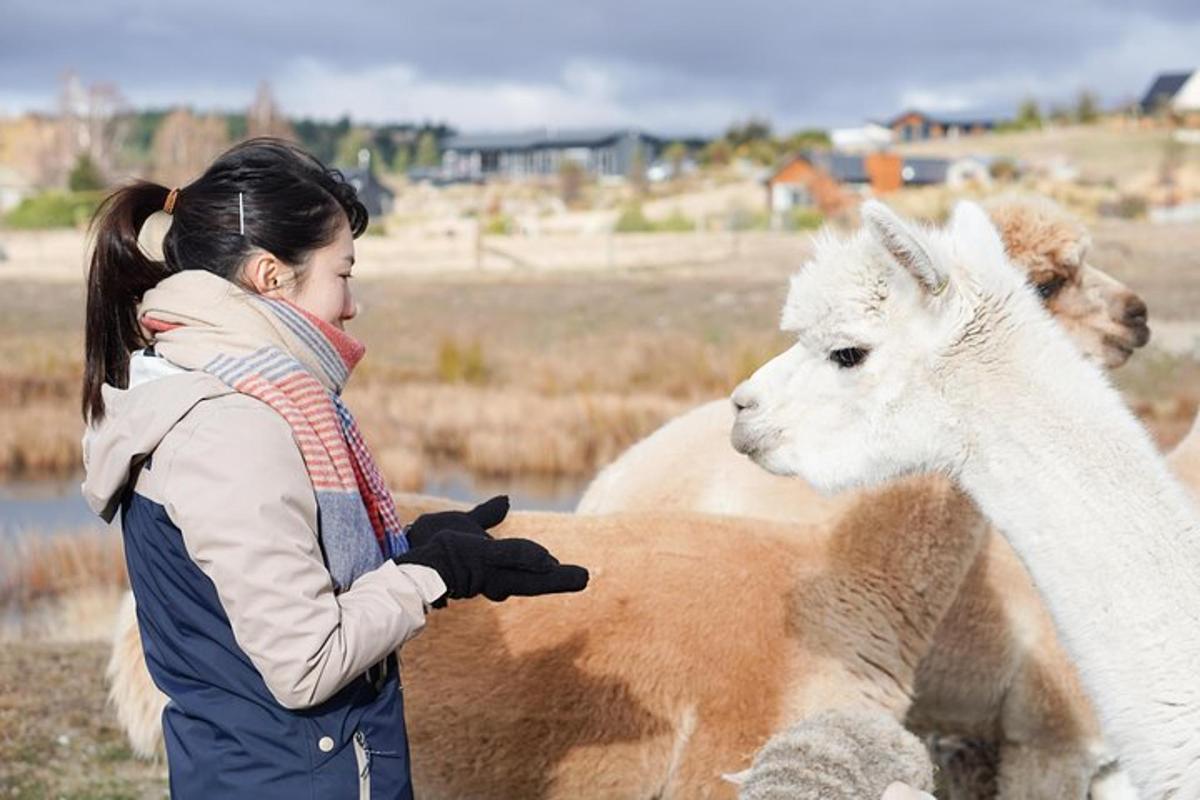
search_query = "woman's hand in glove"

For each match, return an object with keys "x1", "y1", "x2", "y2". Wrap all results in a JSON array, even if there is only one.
[
  {"x1": 406, "y1": 495, "x2": 509, "y2": 548},
  {"x1": 393, "y1": 529, "x2": 588, "y2": 605}
]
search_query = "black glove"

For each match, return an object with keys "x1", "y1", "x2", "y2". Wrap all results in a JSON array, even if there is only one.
[
  {"x1": 393, "y1": 529, "x2": 589, "y2": 605},
  {"x1": 406, "y1": 495, "x2": 509, "y2": 548}
]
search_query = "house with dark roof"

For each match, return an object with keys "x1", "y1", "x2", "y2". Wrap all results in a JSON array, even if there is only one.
[
  {"x1": 440, "y1": 128, "x2": 667, "y2": 180},
  {"x1": 766, "y1": 151, "x2": 989, "y2": 216},
  {"x1": 341, "y1": 149, "x2": 394, "y2": 219},
  {"x1": 887, "y1": 110, "x2": 996, "y2": 142},
  {"x1": 1139, "y1": 71, "x2": 1199, "y2": 115}
]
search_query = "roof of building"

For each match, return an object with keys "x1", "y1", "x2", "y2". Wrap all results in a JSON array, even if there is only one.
[
  {"x1": 1140, "y1": 71, "x2": 1195, "y2": 112},
  {"x1": 768, "y1": 151, "x2": 869, "y2": 184},
  {"x1": 885, "y1": 110, "x2": 996, "y2": 129},
  {"x1": 443, "y1": 128, "x2": 663, "y2": 151},
  {"x1": 340, "y1": 166, "x2": 392, "y2": 194},
  {"x1": 769, "y1": 151, "x2": 954, "y2": 186},
  {"x1": 339, "y1": 166, "x2": 393, "y2": 217}
]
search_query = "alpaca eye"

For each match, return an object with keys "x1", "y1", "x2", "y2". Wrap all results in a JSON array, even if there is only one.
[
  {"x1": 830, "y1": 347, "x2": 869, "y2": 368},
  {"x1": 1035, "y1": 276, "x2": 1066, "y2": 301}
]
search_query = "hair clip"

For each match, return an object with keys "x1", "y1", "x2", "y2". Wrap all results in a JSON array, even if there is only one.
[
  {"x1": 163, "y1": 187, "x2": 180, "y2": 215},
  {"x1": 238, "y1": 192, "x2": 245, "y2": 235}
]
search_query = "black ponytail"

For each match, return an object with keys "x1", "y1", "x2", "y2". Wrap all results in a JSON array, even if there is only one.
[
  {"x1": 81, "y1": 137, "x2": 369, "y2": 423},
  {"x1": 82, "y1": 182, "x2": 173, "y2": 423}
]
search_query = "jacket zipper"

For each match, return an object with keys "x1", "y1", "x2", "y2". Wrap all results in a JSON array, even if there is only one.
[{"x1": 353, "y1": 730, "x2": 370, "y2": 800}]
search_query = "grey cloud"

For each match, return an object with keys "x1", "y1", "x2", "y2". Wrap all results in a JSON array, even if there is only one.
[{"x1": 1, "y1": 0, "x2": 1193, "y2": 130}]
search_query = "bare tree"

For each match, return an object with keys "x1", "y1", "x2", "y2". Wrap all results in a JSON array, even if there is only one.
[
  {"x1": 151, "y1": 108, "x2": 231, "y2": 186},
  {"x1": 247, "y1": 80, "x2": 296, "y2": 141},
  {"x1": 52, "y1": 70, "x2": 132, "y2": 186}
]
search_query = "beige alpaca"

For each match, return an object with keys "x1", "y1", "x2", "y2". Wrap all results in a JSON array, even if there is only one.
[
  {"x1": 576, "y1": 196, "x2": 1153, "y2": 798},
  {"x1": 110, "y1": 484, "x2": 987, "y2": 797}
]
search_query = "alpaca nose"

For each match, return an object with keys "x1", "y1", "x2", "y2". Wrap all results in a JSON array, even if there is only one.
[
  {"x1": 1122, "y1": 296, "x2": 1148, "y2": 327},
  {"x1": 731, "y1": 384, "x2": 759, "y2": 414}
]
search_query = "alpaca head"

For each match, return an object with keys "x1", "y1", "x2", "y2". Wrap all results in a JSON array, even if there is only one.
[
  {"x1": 730, "y1": 200, "x2": 1049, "y2": 493},
  {"x1": 986, "y1": 195, "x2": 1149, "y2": 368}
]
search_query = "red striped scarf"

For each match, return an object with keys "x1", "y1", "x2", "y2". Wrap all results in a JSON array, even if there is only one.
[{"x1": 141, "y1": 293, "x2": 408, "y2": 590}]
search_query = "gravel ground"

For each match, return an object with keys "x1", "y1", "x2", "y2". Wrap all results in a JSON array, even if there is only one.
[{"x1": 0, "y1": 641, "x2": 166, "y2": 800}]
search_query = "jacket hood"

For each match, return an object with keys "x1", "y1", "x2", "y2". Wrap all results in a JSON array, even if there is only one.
[{"x1": 81, "y1": 351, "x2": 235, "y2": 523}]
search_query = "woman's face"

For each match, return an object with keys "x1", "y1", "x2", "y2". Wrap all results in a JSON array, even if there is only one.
[{"x1": 286, "y1": 217, "x2": 358, "y2": 330}]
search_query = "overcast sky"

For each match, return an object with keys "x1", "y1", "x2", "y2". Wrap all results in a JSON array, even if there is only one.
[{"x1": 1, "y1": 0, "x2": 1197, "y2": 135}]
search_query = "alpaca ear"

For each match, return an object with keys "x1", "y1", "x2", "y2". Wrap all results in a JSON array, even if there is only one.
[
  {"x1": 1059, "y1": 231, "x2": 1091, "y2": 269},
  {"x1": 949, "y1": 201, "x2": 1008, "y2": 263},
  {"x1": 861, "y1": 200, "x2": 948, "y2": 297},
  {"x1": 949, "y1": 201, "x2": 1022, "y2": 289}
]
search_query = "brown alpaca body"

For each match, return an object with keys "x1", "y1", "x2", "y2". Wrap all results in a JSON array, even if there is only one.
[{"x1": 110, "y1": 484, "x2": 983, "y2": 797}]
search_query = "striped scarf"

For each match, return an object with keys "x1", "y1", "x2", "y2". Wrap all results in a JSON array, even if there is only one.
[{"x1": 138, "y1": 270, "x2": 408, "y2": 591}]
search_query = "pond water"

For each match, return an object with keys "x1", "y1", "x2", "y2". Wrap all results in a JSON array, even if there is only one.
[{"x1": 0, "y1": 468, "x2": 590, "y2": 538}]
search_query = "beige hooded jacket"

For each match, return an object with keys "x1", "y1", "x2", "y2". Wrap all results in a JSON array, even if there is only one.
[{"x1": 81, "y1": 276, "x2": 446, "y2": 710}]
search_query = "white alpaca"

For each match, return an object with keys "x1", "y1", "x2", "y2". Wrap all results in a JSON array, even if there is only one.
[
  {"x1": 579, "y1": 195, "x2": 1150, "y2": 798},
  {"x1": 580, "y1": 195, "x2": 1150, "y2": 520},
  {"x1": 730, "y1": 199, "x2": 1200, "y2": 800}
]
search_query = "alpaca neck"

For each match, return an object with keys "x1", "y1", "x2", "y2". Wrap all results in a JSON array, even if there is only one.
[
  {"x1": 953, "y1": 329, "x2": 1200, "y2": 799},
  {"x1": 1168, "y1": 412, "x2": 1200, "y2": 493},
  {"x1": 830, "y1": 478, "x2": 988, "y2": 662}
]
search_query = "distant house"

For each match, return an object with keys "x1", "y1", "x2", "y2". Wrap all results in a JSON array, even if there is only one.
[
  {"x1": 887, "y1": 111, "x2": 995, "y2": 142},
  {"x1": 441, "y1": 128, "x2": 666, "y2": 180},
  {"x1": 341, "y1": 149, "x2": 394, "y2": 219},
  {"x1": 766, "y1": 152, "x2": 872, "y2": 217},
  {"x1": 1139, "y1": 70, "x2": 1200, "y2": 116},
  {"x1": 767, "y1": 151, "x2": 988, "y2": 215}
]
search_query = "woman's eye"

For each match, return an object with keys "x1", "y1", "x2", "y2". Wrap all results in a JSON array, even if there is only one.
[
  {"x1": 1035, "y1": 276, "x2": 1065, "y2": 300},
  {"x1": 829, "y1": 347, "x2": 869, "y2": 369}
]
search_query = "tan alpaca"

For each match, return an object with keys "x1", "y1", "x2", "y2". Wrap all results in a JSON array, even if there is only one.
[
  {"x1": 110, "y1": 485, "x2": 984, "y2": 797},
  {"x1": 576, "y1": 195, "x2": 1152, "y2": 798},
  {"x1": 404, "y1": 488, "x2": 989, "y2": 798}
]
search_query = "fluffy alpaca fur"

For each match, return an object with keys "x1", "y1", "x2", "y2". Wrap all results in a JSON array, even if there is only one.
[
  {"x1": 1168, "y1": 409, "x2": 1200, "y2": 489},
  {"x1": 730, "y1": 200, "x2": 1200, "y2": 799},
  {"x1": 578, "y1": 195, "x2": 1149, "y2": 798},
  {"x1": 735, "y1": 710, "x2": 935, "y2": 800},
  {"x1": 109, "y1": 485, "x2": 986, "y2": 797}
]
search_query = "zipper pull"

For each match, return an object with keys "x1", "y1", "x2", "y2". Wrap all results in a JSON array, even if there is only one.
[{"x1": 354, "y1": 730, "x2": 370, "y2": 777}]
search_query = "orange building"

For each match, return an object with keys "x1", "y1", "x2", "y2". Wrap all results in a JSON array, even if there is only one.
[{"x1": 767, "y1": 150, "x2": 965, "y2": 217}]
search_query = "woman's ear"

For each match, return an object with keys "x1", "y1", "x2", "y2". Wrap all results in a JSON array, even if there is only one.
[{"x1": 242, "y1": 251, "x2": 290, "y2": 296}]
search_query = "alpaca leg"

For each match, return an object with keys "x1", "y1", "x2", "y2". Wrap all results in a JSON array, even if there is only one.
[
  {"x1": 106, "y1": 589, "x2": 168, "y2": 759},
  {"x1": 928, "y1": 735, "x2": 999, "y2": 800},
  {"x1": 995, "y1": 743, "x2": 1090, "y2": 800}
]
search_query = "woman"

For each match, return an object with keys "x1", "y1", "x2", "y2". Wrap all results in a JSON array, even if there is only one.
[{"x1": 80, "y1": 137, "x2": 588, "y2": 798}]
